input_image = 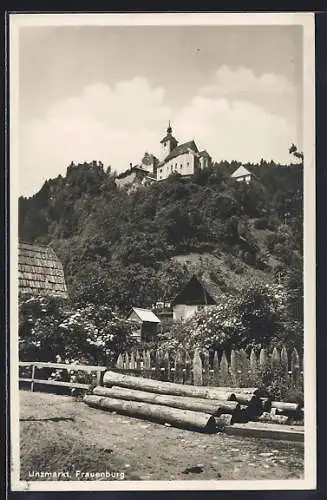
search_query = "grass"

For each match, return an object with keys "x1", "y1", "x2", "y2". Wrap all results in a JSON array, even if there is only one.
[{"x1": 19, "y1": 390, "x2": 304, "y2": 482}]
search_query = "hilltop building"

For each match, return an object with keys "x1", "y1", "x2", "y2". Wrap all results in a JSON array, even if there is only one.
[
  {"x1": 231, "y1": 165, "x2": 254, "y2": 184},
  {"x1": 115, "y1": 164, "x2": 156, "y2": 192},
  {"x1": 115, "y1": 123, "x2": 212, "y2": 189},
  {"x1": 18, "y1": 242, "x2": 68, "y2": 298},
  {"x1": 156, "y1": 122, "x2": 212, "y2": 181}
]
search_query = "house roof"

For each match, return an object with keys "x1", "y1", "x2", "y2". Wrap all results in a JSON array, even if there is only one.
[
  {"x1": 231, "y1": 165, "x2": 253, "y2": 179},
  {"x1": 146, "y1": 173, "x2": 157, "y2": 181},
  {"x1": 116, "y1": 166, "x2": 148, "y2": 179},
  {"x1": 164, "y1": 140, "x2": 199, "y2": 162},
  {"x1": 127, "y1": 307, "x2": 161, "y2": 323},
  {"x1": 18, "y1": 242, "x2": 68, "y2": 298},
  {"x1": 171, "y1": 274, "x2": 221, "y2": 306}
]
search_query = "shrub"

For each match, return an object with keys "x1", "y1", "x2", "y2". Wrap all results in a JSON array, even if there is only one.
[
  {"x1": 159, "y1": 280, "x2": 294, "y2": 354},
  {"x1": 254, "y1": 217, "x2": 269, "y2": 230},
  {"x1": 19, "y1": 296, "x2": 133, "y2": 365}
]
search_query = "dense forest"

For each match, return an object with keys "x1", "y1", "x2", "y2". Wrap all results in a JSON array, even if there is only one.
[{"x1": 19, "y1": 158, "x2": 303, "y2": 322}]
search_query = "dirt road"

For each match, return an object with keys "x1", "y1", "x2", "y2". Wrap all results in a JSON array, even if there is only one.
[{"x1": 19, "y1": 390, "x2": 304, "y2": 481}]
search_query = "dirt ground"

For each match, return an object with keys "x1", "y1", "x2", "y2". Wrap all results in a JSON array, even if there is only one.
[{"x1": 19, "y1": 390, "x2": 304, "y2": 481}]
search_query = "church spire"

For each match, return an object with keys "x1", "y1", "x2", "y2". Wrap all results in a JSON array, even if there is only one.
[{"x1": 160, "y1": 122, "x2": 178, "y2": 160}]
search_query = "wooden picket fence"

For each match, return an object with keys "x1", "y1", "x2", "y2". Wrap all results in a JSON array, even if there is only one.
[{"x1": 115, "y1": 346, "x2": 303, "y2": 390}]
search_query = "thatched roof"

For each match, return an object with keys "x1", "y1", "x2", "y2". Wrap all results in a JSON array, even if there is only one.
[{"x1": 18, "y1": 242, "x2": 68, "y2": 298}]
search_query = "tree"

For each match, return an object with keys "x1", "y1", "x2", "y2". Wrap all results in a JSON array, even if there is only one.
[{"x1": 289, "y1": 143, "x2": 304, "y2": 162}]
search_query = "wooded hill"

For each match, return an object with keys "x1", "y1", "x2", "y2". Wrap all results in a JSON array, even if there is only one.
[{"x1": 19, "y1": 159, "x2": 303, "y2": 316}]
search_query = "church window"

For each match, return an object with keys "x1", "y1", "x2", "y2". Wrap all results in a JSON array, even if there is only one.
[
  {"x1": 160, "y1": 168, "x2": 162, "y2": 173},
  {"x1": 187, "y1": 162, "x2": 189, "y2": 167},
  {"x1": 180, "y1": 164, "x2": 183, "y2": 169}
]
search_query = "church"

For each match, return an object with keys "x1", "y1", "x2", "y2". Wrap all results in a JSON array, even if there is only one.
[
  {"x1": 155, "y1": 123, "x2": 212, "y2": 181},
  {"x1": 115, "y1": 123, "x2": 212, "y2": 189}
]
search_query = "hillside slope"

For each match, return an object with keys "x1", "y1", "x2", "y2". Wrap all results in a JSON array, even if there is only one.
[{"x1": 19, "y1": 160, "x2": 303, "y2": 312}]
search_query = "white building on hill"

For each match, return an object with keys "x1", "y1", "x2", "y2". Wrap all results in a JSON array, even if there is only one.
[
  {"x1": 156, "y1": 123, "x2": 212, "y2": 181},
  {"x1": 115, "y1": 123, "x2": 212, "y2": 189},
  {"x1": 231, "y1": 165, "x2": 253, "y2": 184}
]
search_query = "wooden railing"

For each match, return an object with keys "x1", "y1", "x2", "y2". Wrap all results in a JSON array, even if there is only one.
[{"x1": 19, "y1": 361, "x2": 107, "y2": 392}]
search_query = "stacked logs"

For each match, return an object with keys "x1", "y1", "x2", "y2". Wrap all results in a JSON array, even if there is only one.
[
  {"x1": 84, "y1": 371, "x2": 303, "y2": 433},
  {"x1": 83, "y1": 371, "x2": 303, "y2": 433}
]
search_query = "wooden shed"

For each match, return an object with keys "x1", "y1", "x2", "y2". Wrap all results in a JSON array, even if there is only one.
[
  {"x1": 126, "y1": 307, "x2": 161, "y2": 342},
  {"x1": 18, "y1": 242, "x2": 68, "y2": 298},
  {"x1": 171, "y1": 274, "x2": 221, "y2": 322}
]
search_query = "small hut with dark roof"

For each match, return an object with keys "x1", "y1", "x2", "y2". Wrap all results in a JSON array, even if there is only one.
[
  {"x1": 18, "y1": 242, "x2": 68, "y2": 298},
  {"x1": 171, "y1": 274, "x2": 221, "y2": 322}
]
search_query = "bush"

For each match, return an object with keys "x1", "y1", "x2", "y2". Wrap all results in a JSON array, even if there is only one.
[
  {"x1": 254, "y1": 217, "x2": 269, "y2": 230},
  {"x1": 19, "y1": 296, "x2": 133, "y2": 365},
  {"x1": 159, "y1": 280, "x2": 294, "y2": 354}
]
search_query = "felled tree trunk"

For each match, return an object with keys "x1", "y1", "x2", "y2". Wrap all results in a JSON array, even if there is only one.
[
  {"x1": 84, "y1": 394, "x2": 217, "y2": 433},
  {"x1": 93, "y1": 385, "x2": 240, "y2": 416},
  {"x1": 103, "y1": 370, "x2": 240, "y2": 400},
  {"x1": 271, "y1": 401, "x2": 301, "y2": 413}
]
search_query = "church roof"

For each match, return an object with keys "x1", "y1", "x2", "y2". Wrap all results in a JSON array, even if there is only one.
[{"x1": 164, "y1": 140, "x2": 199, "y2": 162}]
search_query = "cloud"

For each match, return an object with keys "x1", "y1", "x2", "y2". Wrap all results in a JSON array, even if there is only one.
[
  {"x1": 19, "y1": 77, "x2": 171, "y2": 196},
  {"x1": 200, "y1": 65, "x2": 295, "y2": 98},
  {"x1": 19, "y1": 69, "x2": 298, "y2": 196},
  {"x1": 174, "y1": 95, "x2": 294, "y2": 164}
]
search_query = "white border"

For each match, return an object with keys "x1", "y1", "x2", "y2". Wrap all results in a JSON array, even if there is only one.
[{"x1": 9, "y1": 12, "x2": 316, "y2": 492}]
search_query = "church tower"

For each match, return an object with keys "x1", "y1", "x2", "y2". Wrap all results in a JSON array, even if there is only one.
[{"x1": 160, "y1": 122, "x2": 178, "y2": 161}]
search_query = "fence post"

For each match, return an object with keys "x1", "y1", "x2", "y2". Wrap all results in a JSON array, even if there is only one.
[
  {"x1": 230, "y1": 349, "x2": 237, "y2": 387},
  {"x1": 271, "y1": 347, "x2": 281, "y2": 371},
  {"x1": 281, "y1": 345, "x2": 289, "y2": 379},
  {"x1": 123, "y1": 352, "x2": 130, "y2": 371},
  {"x1": 202, "y1": 349, "x2": 210, "y2": 386},
  {"x1": 135, "y1": 349, "x2": 141, "y2": 370},
  {"x1": 116, "y1": 353, "x2": 124, "y2": 369},
  {"x1": 144, "y1": 350, "x2": 151, "y2": 371},
  {"x1": 163, "y1": 350, "x2": 170, "y2": 382},
  {"x1": 174, "y1": 349, "x2": 183, "y2": 384},
  {"x1": 31, "y1": 364, "x2": 36, "y2": 392},
  {"x1": 184, "y1": 350, "x2": 192, "y2": 385},
  {"x1": 155, "y1": 349, "x2": 162, "y2": 379},
  {"x1": 193, "y1": 349, "x2": 203, "y2": 386},
  {"x1": 291, "y1": 347, "x2": 300, "y2": 388},
  {"x1": 259, "y1": 348, "x2": 268, "y2": 371},
  {"x1": 249, "y1": 348, "x2": 258, "y2": 385},
  {"x1": 220, "y1": 351, "x2": 229, "y2": 386},
  {"x1": 240, "y1": 349, "x2": 249, "y2": 387},
  {"x1": 213, "y1": 351, "x2": 219, "y2": 387},
  {"x1": 96, "y1": 369, "x2": 104, "y2": 386},
  {"x1": 130, "y1": 351, "x2": 136, "y2": 370}
]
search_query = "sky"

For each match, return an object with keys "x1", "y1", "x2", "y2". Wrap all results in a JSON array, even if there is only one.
[{"x1": 17, "y1": 24, "x2": 303, "y2": 197}]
